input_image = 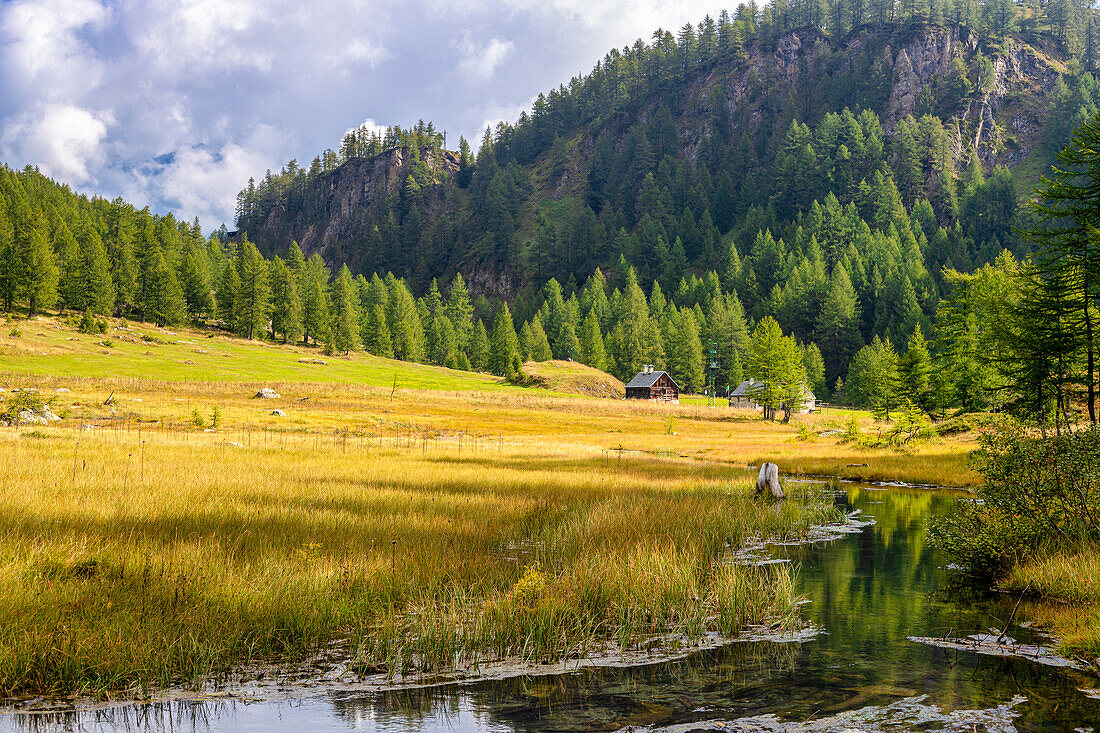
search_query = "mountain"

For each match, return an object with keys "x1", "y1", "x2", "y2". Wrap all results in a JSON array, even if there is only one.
[{"x1": 235, "y1": 19, "x2": 1094, "y2": 302}]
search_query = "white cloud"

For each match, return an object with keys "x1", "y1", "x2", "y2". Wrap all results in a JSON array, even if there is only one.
[
  {"x1": 455, "y1": 32, "x2": 514, "y2": 82},
  {"x1": 0, "y1": 0, "x2": 108, "y2": 101},
  {"x1": 1, "y1": 103, "x2": 109, "y2": 184},
  {"x1": 346, "y1": 118, "x2": 388, "y2": 138},
  {"x1": 148, "y1": 143, "x2": 277, "y2": 226},
  {"x1": 0, "y1": 0, "x2": 734, "y2": 228}
]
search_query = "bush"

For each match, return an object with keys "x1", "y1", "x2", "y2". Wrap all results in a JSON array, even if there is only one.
[
  {"x1": 78, "y1": 311, "x2": 96, "y2": 334},
  {"x1": 932, "y1": 425, "x2": 1100, "y2": 577}
]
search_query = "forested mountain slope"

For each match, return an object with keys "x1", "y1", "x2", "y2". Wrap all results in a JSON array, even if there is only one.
[
  {"x1": 237, "y1": 19, "x2": 1094, "y2": 302},
  {"x1": 7, "y1": 2, "x2": 1100, "y2": 416}
]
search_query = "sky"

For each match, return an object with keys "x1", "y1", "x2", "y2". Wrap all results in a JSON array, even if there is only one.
[{"x1": 0, "y1": 0, "x2": 731, "y2": 230}]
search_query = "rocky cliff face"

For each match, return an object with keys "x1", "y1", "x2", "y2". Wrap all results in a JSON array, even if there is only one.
[
  {"x1": 598, "y1": 23, "x2": 1062, "y2": 181},
  {"x1": 248, "y1": 146, "x2": 459, "y2": 261}
]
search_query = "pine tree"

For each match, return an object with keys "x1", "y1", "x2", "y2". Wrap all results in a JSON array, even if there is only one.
[
  {"x1": 387, "y1": 277, "x2": 425, "y2": 361},
  {"x1": 847, "y1": 335, "x2": 902, "y2": 419},
  {"x1": 301, "y1": 254, "x2": 331, "y2": 345},
  {"x1": 430, "y1": 315, "x2": 457, "y2": 365},
  {"x1": 577, "y1": 310, "x2": 608, "y2": 371},
  {"x1": 802, "y1": 342, "x2": 826, "y2": 397},
  {"x1": 217, "y1": 261, "x2": 240, "y2": 330},
  {"x1": 488, "y1": 303, "x2": 521, "y2": 377},
  {"x1": 147, "y1": 250, "x2": 187, "y2": 326},
  {"x1": 269, "y1": 255, "x2": 303, "y2": 343},
  {"x1": 9, "y1": 198, "x2": 58, "y2": 315},
  {"x1": 68, "y1": 217, "x2": 114, "y2": 314},
  {"x1": 898, "y1": 323, "x2": 933, "y2": 409},
  {"x1": 363, "y1": 303, "x2": 394, "y2": 358},
  {"x1": 134, "y1": 218, "x2": 160, "y2": 323},
  {"x1": 747, "y1": 316, "x2": 807, "y2": 421},
  {"x1": 470, "y1": 319, "x2": 490, "y2": 371},
  {"x1": 1025, "y1": 110, "x2": 1100, "y2": 423},
  {"x1": 179, "y1": 241, "x2": 213, "y2": 320},
  {"x1": 445, "y1": 273, "x2": 474, "y2": 349},
  {"x1": 527, "y1": 314, "x2": 553, "y2": 361},
  {"x1": 330, "y1": 264, "x2": 359, "y2": 353},
  {"x1": 815, "y1": 264, "x2": 863, "y2": 386},
  {"x1": 233, "y1": 238, "x2": 271, "y2": 340}
]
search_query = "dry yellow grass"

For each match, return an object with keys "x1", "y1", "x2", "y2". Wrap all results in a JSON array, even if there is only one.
[{"x1": 0, "y1": 315, "x2": 981, "y2": 698}]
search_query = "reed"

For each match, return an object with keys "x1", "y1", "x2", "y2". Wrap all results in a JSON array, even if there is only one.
[{"x1": 0, "y1": 428, "x2": 836, "y2": 698}]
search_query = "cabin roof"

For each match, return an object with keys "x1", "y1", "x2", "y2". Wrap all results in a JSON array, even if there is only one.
[
  {"x1": 731, "y1": 379, "x2": 815, "y2": 400},
  {"x1": 625, "y1": 371, "x2": 679, "y2": 390}
]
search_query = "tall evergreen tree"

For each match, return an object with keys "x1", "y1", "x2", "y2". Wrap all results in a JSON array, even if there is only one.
[
  {"x1": 269, "y1": 255, "x2": 303, "y2": 343},
  {"x1": 234, "y1": 238, "x2": 271, "y2": 340},
  {"x1": 330, "y1": 264, "x2": 360, "y2": 353}
]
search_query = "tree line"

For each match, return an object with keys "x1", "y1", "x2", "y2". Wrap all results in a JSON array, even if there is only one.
[{"x1": 0, "y1": 158, "x2": 985, "y2": 425}]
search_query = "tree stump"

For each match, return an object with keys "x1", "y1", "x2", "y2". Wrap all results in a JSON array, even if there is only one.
[{"x1": 756, "y1": 462, "x2": 784, "y2": 500}]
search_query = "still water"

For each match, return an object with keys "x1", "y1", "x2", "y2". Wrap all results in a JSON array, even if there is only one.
[{"x1": 5, "y1": 485, "x2": 1100, "y2": 732}]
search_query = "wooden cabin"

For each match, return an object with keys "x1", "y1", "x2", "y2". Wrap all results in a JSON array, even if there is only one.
[
  {"x1": 729, "y1": 379, "x2": 816, "y2": 413},
  {"x1": 625, "y1": 365, "x2": 680, "y2": 403}
]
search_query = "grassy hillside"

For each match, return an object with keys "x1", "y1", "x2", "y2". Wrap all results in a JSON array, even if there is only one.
[
  {"x1": 0, "y1": 316, "x2": 512, "y2": 393},
  {"x1": 519, "y1": 359, "x2": 624, "y2": 398}
]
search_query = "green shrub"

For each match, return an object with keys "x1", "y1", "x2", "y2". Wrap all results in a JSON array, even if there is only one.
[
  {"x1": 932, "y1": 426, "x2": 1100, "y2": 577},
  {"x1": 78, "y1": 311, "x2": 96, "y2": 334}
]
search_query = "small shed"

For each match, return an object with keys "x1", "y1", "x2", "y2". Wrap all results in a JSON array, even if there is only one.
[
  {"x1": 729, "y1": 379, "x2": 816, "y2": 414},
  {"x1": 625, "y1": 365, "x2": 680, "y2": 403}
]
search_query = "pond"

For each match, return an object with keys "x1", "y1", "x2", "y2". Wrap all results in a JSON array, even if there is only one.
[{"x1": 5, "y1": 484, "x2": 1100, "y2": 731}]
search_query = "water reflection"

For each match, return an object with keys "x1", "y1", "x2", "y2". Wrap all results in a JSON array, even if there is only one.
[{"x1": 4, "y1": 485, "x2": 1099, "y2": 732}]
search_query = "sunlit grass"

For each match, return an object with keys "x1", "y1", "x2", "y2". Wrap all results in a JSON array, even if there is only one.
[
  {"x1": 0, "y1": 428, "x2": 836, "y2": 698},
  {"x1": 1003, "y1": 548, "x2": 1100, "y2": 659},
  {"x1": 0, "y1": 315, "x2": 983, "y2": 698}
]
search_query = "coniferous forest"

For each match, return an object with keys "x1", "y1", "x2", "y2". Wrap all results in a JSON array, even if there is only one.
[{"x1": 6, "y1": 0, "x2": 1100, "y2": 422}]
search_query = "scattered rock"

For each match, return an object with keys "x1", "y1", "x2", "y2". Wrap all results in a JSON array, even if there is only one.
[
  {"x1": 255, "y1": 388, "x2": 281, "y2": 399},
  {"x1": 81, "y1": 424, "x2": 97, "y2": 431},
  {"x1": 7, "y1": 405, "x2": 62, "y2": 426},
  {"x1": 818, "y1": 429, "x2": 843, "y2": 437},
  {"x1": 227, "y1": 441, "x2": 244, "y2": 447},
  {"x1": 755, "y1": 462, "x2": 785, "y2": 500},
  {"x1": 271, "y1": 409, "x2": 286, "y2": 417},
  {"x1": 298, "y1": 358, "x2": 327, "y2": 365},
  {"x1": 55, "y1": 388, "x2": 70, "y2": 393}
]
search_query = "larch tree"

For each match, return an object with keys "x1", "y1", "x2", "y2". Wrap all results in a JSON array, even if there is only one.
[
  {"x1": 330, "y1": 264, "x2": 360, "y2": 353},
  {"x1": 269, "y1": 255, "x2": 303, "y2": 343},
  {"x1": 233, "y1": 238, "x2": 271, "y2": 340},
  {"x1": 301, "y1": 254, "x2": 331, "y2": 345}
]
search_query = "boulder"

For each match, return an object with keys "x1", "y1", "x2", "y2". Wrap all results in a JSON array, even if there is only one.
[
  {"x1": 756, "y1": 462, "x2": 784, "y2": 500},
  {"x1": 298, "y1": 358, "x2": 327, "y2": 365},
  {"x1": 55, "y1": 388, "x2": 70, "y2": 394},
  {"x1": 9, "y1": 405, "x2": 61, "y2": 426},
  {"x1": 255, "y1": 388, "x2": 281, "y2": 399},
  {"x1": 271, "y1": 409, "x2": 286, "y2": 417}
]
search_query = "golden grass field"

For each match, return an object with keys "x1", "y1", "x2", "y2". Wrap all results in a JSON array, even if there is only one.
[{"x1": 0, "y1": 315, "x2": 983, "y2": 699}]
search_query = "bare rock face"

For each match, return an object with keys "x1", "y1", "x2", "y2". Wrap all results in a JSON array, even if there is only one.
[{"x1": 756, "y1": 463, "x2": 785, "y2": 500}]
